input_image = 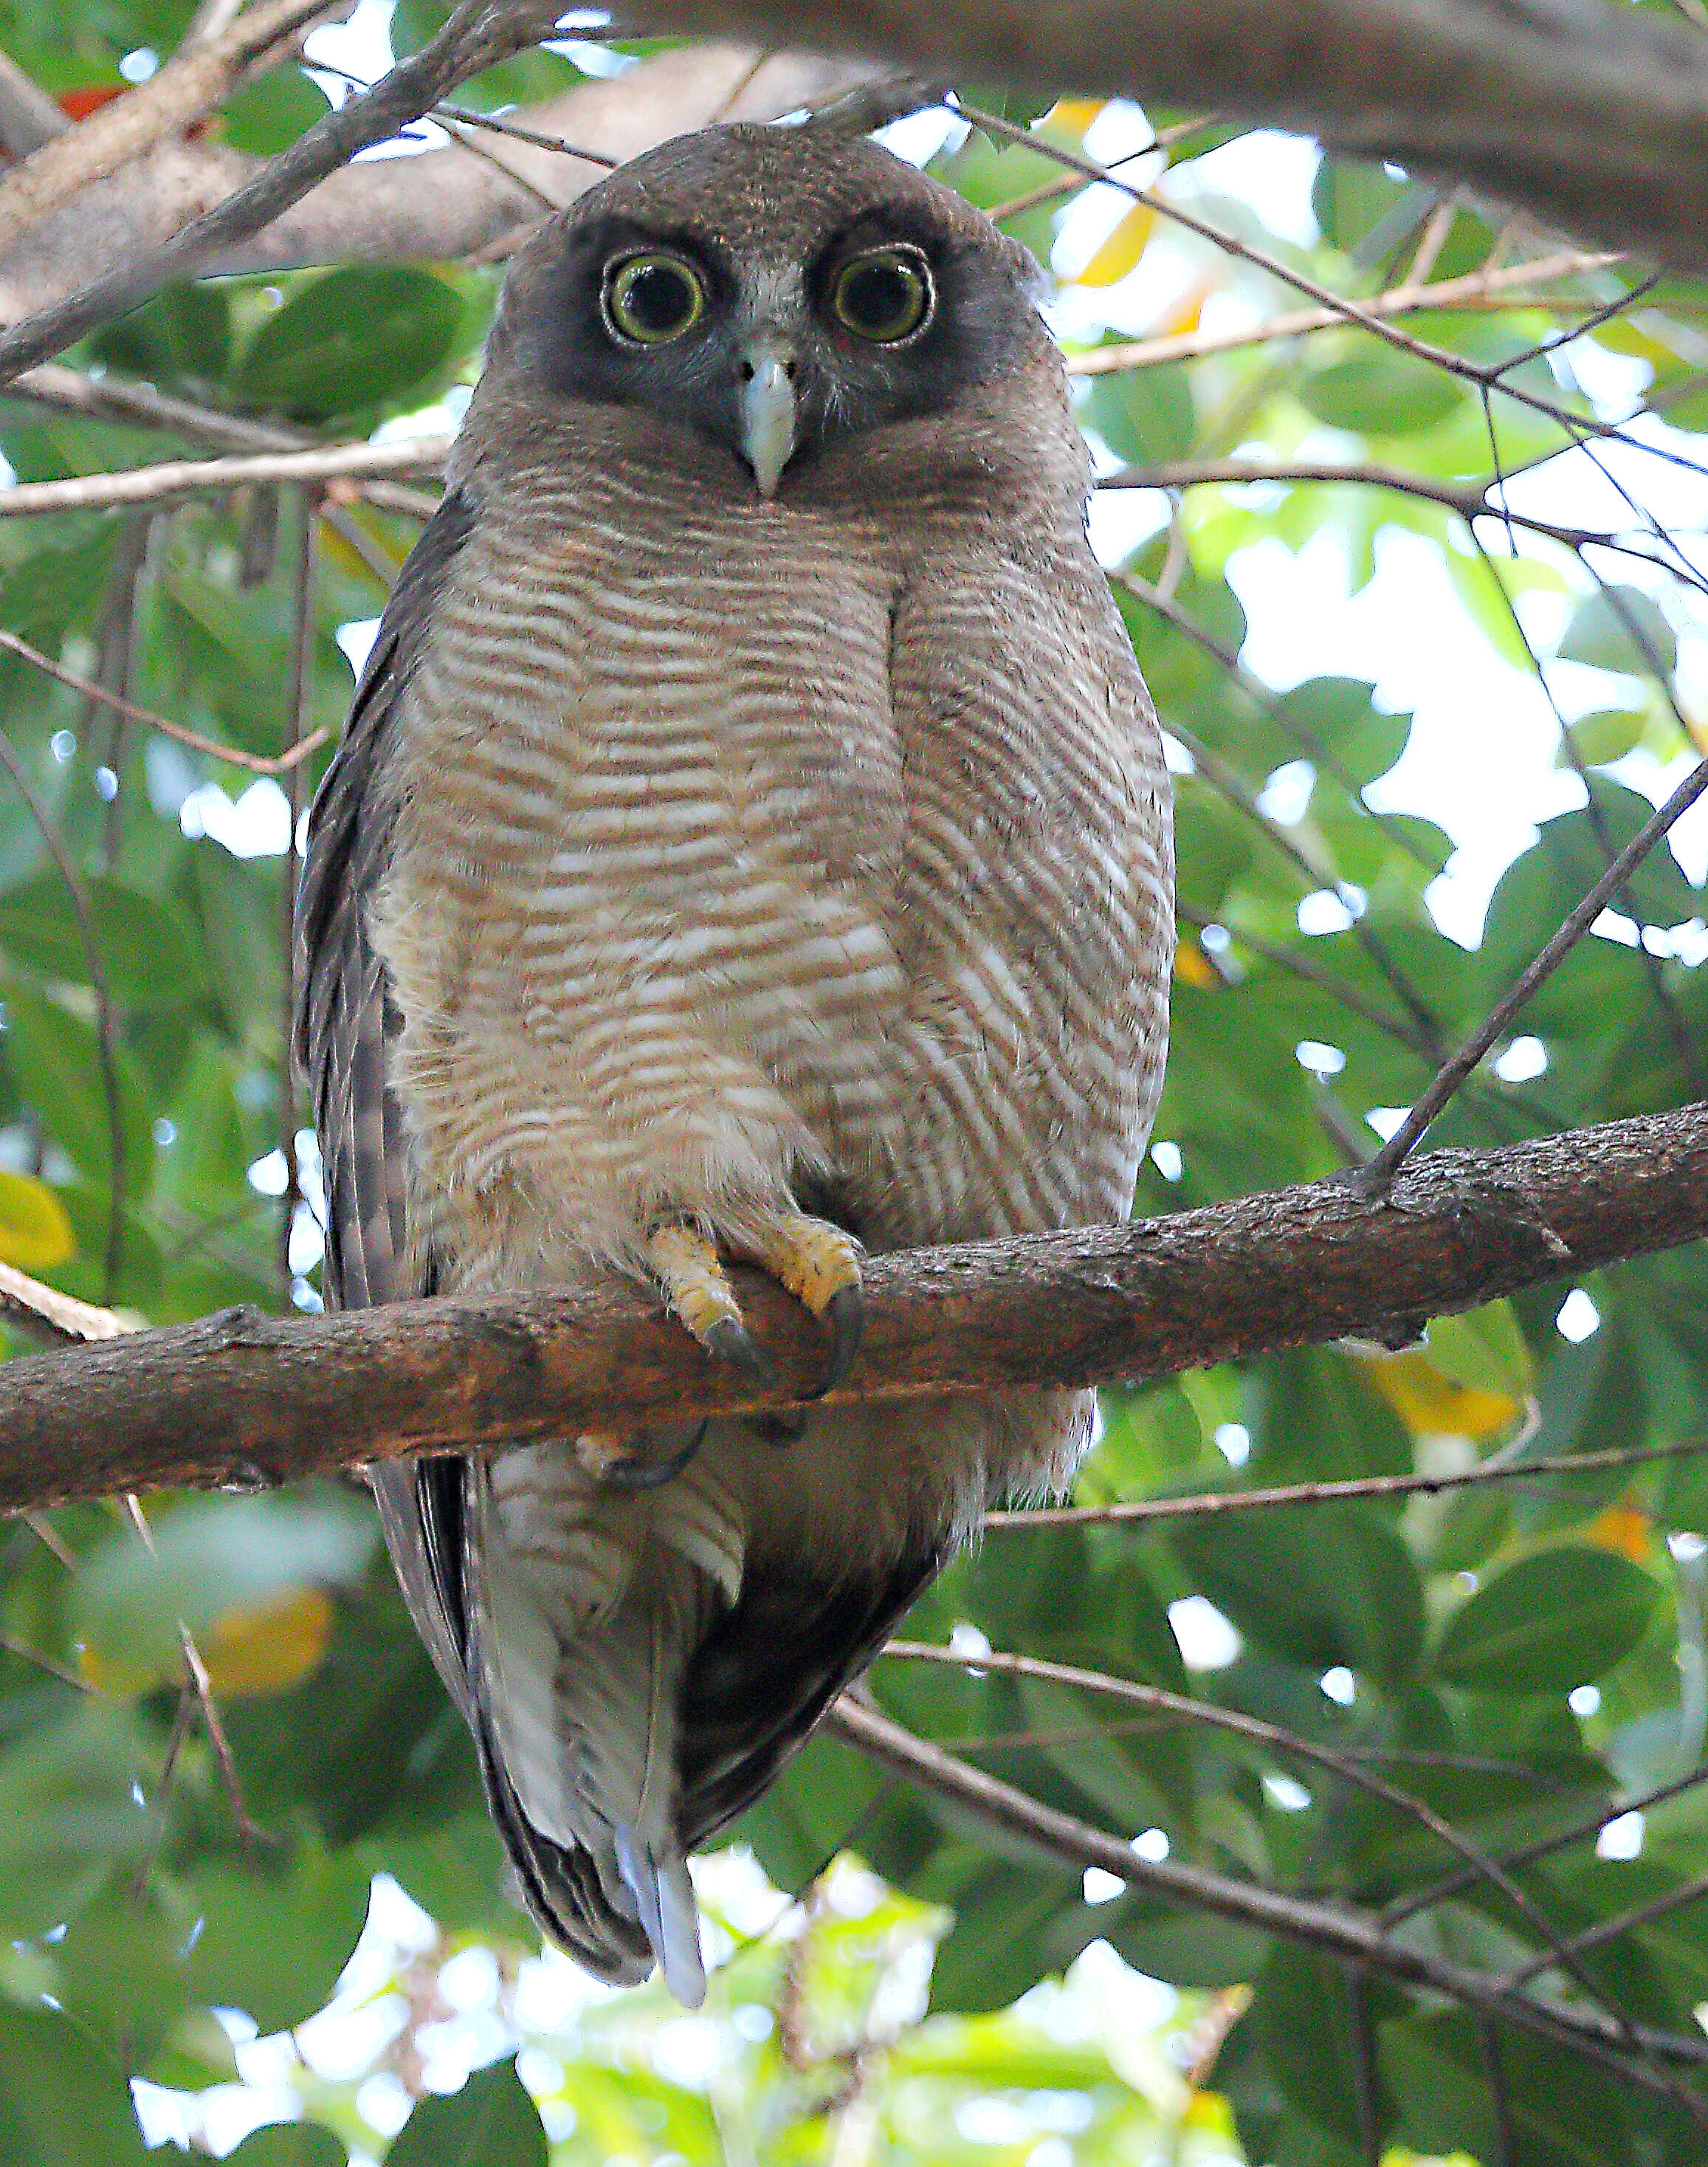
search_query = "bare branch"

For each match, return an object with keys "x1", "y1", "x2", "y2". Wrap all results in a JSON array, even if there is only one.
[
  {"x1": 1067, "y1": 247, "x2": 1622, "y2": 378},
  {"x1": 0, "y1": 628, "x2": 331, "y2": 777},
  {"x1": 0, "y1": 0, "x2": 339, "y2": 261},
  {"x1": 824, "y1": 1694, "x2": 1708, "y2": 2093},
  {"x1": 880, "y1": 1638, "x2": 1649, "y2": 2028},
  {"x1": 0, "y1": 44, "x2": 881, "y2": 325},
  {"x1": 982, "y1": 1435, "x2": 1708, "y2": 1531},
  {"x1": 0, "y1": 436, "x2": 452, "y2": 518},
  {"x1": 0, "y1": 1105, "x2": 1705, "y2": 1511},
  {"x1": 0, "y1": 1260, "x2": 133, "y2": 1349},
  {"x1": 0, "y1": 47, "x2": 69, "y2": 159},
  {"x1": 623, "y1": 0, "x2": 1708, "y2": 269},
  {"x1": 0, "y1": 1, "x2": 579, "y2": 385},
  {"x1": 1358, "y1": 760, "x2": 1708, "y2": 1194}
]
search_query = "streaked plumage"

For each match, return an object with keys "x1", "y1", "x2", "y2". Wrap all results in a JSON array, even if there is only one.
[{"x1": 296, "y1": 121, "x2": 1172, "y2": 2005}]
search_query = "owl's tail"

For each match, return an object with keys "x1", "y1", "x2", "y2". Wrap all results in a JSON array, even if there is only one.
[{"x1": 464, "y1": 1440, "x2": 744, "y2": 2007}]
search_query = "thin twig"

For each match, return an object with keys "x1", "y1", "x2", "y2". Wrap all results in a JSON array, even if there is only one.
[
  {"x1": 0, "y1": 435, "x2": 453, "y2": 518},
  {"x1": 880, "y1": 1639, "x2": 1659, "y2": 2033},
  {"x1": 0, "y1": 628, "x2": 329, "y2": 776},
  {"x1": 982, "y1": 1434, "x2": 1708, "y2": 1531},
  {"x1": 0, "y1": 1632, "x2": 94, "y2": 1692},
  {"x1": 0, "y1": 1258, "x2": 133, "y2": 1348},
  {"x1": 279, "y1": 493, "x2": 316, "y2": 1295},
  {"x1": 1356, "y1": 758, "x2": 1708, "y2": 1194},
  {"x1": 1068, "y1": 247, "x2": 1623, "y2": 377},
  {"x1": 828, "y1": 1694, "x2": 1708, "y2": 2096},
  {"x1": 1498, "y1": 1871, "x2": 1708, "y2": 1992},
  {"x1": 0, "y1": 0, "x2": 568, "y2": 385},
  {"x1": 0, "y1": 728, "x2": 127, "y2": 1294},
  {"x1": 1478, "y1": 2019, "x2": 1516, "y2": 2167},
  {"x1": 957, "y1": 100, "x2": 1708, "y2": 489},
  {"x1": 1345, "y1": 1965, "x2": 1382, "y2": 2167},
  {"x1": 1384, "y1": 1765, "x2": 1708, "y2": 1929}
]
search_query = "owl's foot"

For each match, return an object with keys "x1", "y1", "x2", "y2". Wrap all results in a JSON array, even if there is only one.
[
  {"x1": 644, "y1": 1215, "x2": 864, "y2": 1402},
  {"x1": 645, "y1": 1222, "x2": 779, "y2": 1387},
  {"x1": 757, "y1": 1215, "x2": 864, "y2": 1396},
  {"x1": 576, "y1": 1421, "x2": 710, "y2": 1492}
]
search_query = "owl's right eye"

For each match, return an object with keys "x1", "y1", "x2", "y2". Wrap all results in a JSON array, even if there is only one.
[{"x1": 602, "y1": 253, "x2": 707, "y2": 346}]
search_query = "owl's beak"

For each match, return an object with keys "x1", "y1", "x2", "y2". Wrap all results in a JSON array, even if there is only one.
[{"x1": 739, "y1": 336, "x2": 796, "y2": 499}]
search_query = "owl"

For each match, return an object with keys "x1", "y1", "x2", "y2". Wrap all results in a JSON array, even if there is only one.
[{"x1": 296, "y1": 121, "x2": 1173, "y2": 2006}]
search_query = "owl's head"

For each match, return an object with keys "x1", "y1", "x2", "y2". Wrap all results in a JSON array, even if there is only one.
[{"x1": 487, "y1": 123, "x2": 1053, "y2": 498}]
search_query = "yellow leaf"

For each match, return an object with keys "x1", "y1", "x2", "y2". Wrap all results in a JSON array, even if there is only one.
[
  {"x1": 1589, "y1": 1500, "x2": 1650, "y2": 1565},
  {"x1": 78, "y1": 1586, "x2": 335, "y2": 1699},
  {"x1": 1364, "y1": 1349, "x2": 1520, "y2": 1441},
  {"x1": 199, "y1": 1586, "x2": 335, "y2": 1697},
  {"x1": 0, "y1": 1171, "x2": 75, "y2": 1273},
  {"x1": 1151, "y1": 272, "x2": 1217, "y2": 340},
  {"x1": 1042, "y1": 98, "x2": 1105, "y2": 140},
  {"x1": 1174, "y1": 941, "x2": 1220, "y2": 990},
  {"x1": 1075, "y1": 202, "x2": 1157, "y2": 287}
]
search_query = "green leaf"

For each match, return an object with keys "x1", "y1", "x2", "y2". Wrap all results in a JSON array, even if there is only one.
[
  {"x1": 1425, "y1": 1301, "x2": 1534, "y2": 1400},
  {"x1": 0, "y1": 871, "x2": 208, "y2": 1010},
  {"x1": 1298, "y1": 350, "x2": 1461, "y2": 436},
  {"x1": 223, "y1": 2124, "x2": 345, "y2": 2166},
  {"x1": 0, "y1": 1699, "x2": 162, "y2": 1937},
  {"x1": 1253, "y1": 1945, "x2": 1395, "y2": 2151},
  {"x1": 87, "y1": 281, "x2": 230, "y2": 389},
  {"x1": 220, "y1": 65, "x2": 333, "y2": 156},
  {"x1": 1433, "y1": 1547, "x2": 1660, "y2": 1694},
  {"x1": 386, "y1": 2059, "x2": 547, "y2": 2167},
  {"x1": 1171, "y1": 1502, "x2": 1425, "y2": 1686},
  {"x1": 235, "y1": 268, "x2": 464, "y2": 422},
  {"x1": 1558, "y1": 585, "x2": 1678, "y2": 679},
  {"x1": 1, "y1": 980, "x2": 154, "y2": 1197},
  {"x1": 0, "y1": 2005, "x2": 152, "y2": 2166},
  {"x1": 1083, "y1": 361, "x2": 1196, "y2": 466},
  {"x1": 183, "y1": 1847, "x2": 373, "y2": 2035}
]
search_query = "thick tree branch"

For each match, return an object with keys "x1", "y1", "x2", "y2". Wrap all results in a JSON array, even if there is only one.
[
  {"x1": 0, "y1": 0, "x2": 339, "y2": 259},
  {"x1": 624, "y1": 0, "x2": 1708, "y2": 270},
  {"x1": 0, "y1": 44, "x2": 881, "y2": 325},
  {"x1": 0, "y1": 1105, "x2": 1704, "y2": 1514}
]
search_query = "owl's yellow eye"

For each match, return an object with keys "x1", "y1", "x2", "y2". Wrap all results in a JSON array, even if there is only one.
[
  {"x1": 832, "y1": 247, "x2": 933, "y2": 344},
  {"x1": 604, "y1": 253, "x2": 706, "y2": 346}
]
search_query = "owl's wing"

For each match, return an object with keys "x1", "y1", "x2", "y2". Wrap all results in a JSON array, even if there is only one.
[
  {"x1": 294, "y1": 484, "x2": 478, "y2": 1705},
  {"x1": 676, "y1": 1538, "x2": 945, "y2": 1849},
  {"x1": 295, "y1": 487, "x2": 662, "y2": 1991}
]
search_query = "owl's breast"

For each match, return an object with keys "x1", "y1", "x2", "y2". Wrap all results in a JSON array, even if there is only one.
[{"x1": 373, "y1": 491, "x2": 917, "y2": 1255}]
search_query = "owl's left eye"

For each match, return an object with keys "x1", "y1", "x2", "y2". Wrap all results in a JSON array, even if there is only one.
[
  {"x1": 831, "y1": 247, "x2": 934, "y2": 344},
  {"x1": 602, "y1": 252, "x2": 707, "y2": 346}
]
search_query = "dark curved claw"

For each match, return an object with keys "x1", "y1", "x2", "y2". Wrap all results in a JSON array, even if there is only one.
[
  {"x1": 809, "y1": 1281, "x2": 864, "y2": 1399},
  {"x1": 595, "y1": 1421, "x2": 709, "y2": 1492},
  {"x1": 703, "y1": 1313, "x2": 781, "y2": 1391}
]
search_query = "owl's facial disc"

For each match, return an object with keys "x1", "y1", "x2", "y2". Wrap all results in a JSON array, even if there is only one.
[{"x1": 518, "y1": 172, "x2": 1037, "y2": 495}]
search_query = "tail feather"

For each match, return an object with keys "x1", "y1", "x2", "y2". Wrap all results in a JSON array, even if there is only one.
[
  {"x1": 616, "y1": 1826, "x2": 706, "y2": 2007},
  {"x1": 465, "y1": 1444, "x2": 740, "y2": 2001}
]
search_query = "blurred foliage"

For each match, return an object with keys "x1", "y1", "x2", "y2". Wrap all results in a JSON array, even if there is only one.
[{"x1": 1, "y1": 8, "x2": 1707, "y2": 2163}]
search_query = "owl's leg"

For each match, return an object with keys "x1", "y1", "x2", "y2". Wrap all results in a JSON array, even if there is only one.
[{"x1": 755, "y1": 1215, "x2": 864, "y2": 1395}]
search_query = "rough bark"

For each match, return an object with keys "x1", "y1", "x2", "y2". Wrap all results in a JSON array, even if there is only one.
[
  {"x1": 624, "y1": 0, "x2": 1708, "y2": 270},
  {"x1": 2, "y1": 1105, "x2": 1703, "y2": 1515}
]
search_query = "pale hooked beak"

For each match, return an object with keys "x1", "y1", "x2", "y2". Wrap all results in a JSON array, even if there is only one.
[{"x1": 739, "y1": 336, "x2": 796, "y2": 499}]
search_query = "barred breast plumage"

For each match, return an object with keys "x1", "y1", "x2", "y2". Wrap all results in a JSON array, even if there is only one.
[{"x1": 296, "y1": 120, "x2": 1172, "y2": 2006}]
